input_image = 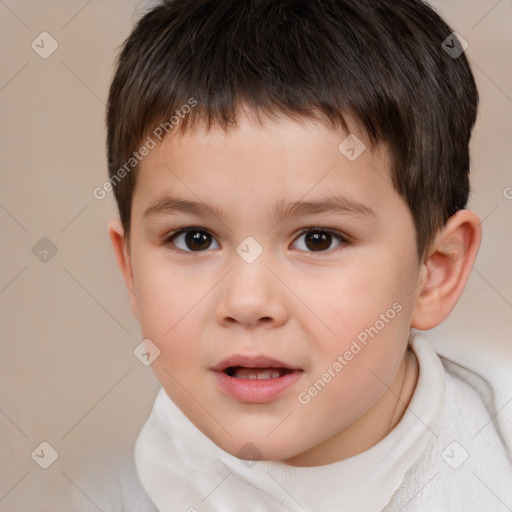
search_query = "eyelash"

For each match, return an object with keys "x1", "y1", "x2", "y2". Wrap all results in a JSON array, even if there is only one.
[{"x1": 162, "y1": 226, "x2": 350, "y2": 255}]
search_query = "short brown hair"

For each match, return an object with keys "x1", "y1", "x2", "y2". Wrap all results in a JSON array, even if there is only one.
[{"x1": 106, "y1": 0, "x2": 478, "y2": 260}]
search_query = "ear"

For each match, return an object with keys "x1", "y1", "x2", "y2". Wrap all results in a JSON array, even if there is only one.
[
  {"x1": 108, "y1": 218, "x2": 138, "y2": 319},
  {"x1": 410, "y1": 209, "x2": 482, "y2": 330}
]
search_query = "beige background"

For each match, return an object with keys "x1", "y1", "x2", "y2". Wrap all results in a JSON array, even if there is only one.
[{"x1": 0, "y1": 0, "x2": 511, "y2": 510}]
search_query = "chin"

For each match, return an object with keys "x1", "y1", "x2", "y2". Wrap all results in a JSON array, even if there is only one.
[{"x1": 209, "y1": 429, "x2": 306, "y2": 463}]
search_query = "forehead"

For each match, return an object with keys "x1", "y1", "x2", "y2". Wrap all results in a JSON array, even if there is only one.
[{"x1": 133, "y1": 112, "x2": 402, "y2": 224}]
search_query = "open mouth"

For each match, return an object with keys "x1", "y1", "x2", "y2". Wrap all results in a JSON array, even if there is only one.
[
  {"x1": 213, "y1": 357, "x2": 303, "y2": 402},
  {"x1": 223, "y1": 367, "x2": 294, "y2": 380}
]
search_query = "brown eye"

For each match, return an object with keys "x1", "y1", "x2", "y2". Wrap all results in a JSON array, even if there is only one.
[
  {"x1": 304, "y1": 232, "x2": 332, "y2": 251},
  {"x1": 167, "y1": 228, "x2": 220, "y2": 252},
  {"x1": 293, "y1": 229, "x2": 347, "y2": 252},
  {"x1": 184, "y1": 230, "x2": 212, "y2": 251}
]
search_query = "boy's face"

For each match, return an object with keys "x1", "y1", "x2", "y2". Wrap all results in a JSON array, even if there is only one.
[{"x1": 121, "y1": 113, "x2": 425, "y2": 465}]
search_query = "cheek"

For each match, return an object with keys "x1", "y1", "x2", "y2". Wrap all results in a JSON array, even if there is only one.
[
  {"x1": 308, "y1": 258, "x2": 412, "y2": 370},
  {"x1": 132, "y1": 257, "x2": 203, "y2": 342},
  {"x1": 310, "y1": 262, "x2": 398, "y2": 332},
  {"x1": 300, "y1": 310, "x2": 409, "y2": 428}
]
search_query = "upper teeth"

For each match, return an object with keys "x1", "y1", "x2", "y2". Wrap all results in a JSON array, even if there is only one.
[{"x1": 233, "y1": 368, "x2": 285, "y2": 379}]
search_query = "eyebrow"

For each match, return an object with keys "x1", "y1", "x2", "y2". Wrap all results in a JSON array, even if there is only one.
[{"x1": 143, "y1": 194, "x2": 378, "y2": 222}]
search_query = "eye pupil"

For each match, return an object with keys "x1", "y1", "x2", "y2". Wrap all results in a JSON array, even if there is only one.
[
  {"x1": 185, "y1": 230, "x2": 211, "y2": 251},
  {"x1": 305, "y1": 231, "x2": 331, "y2": 251}
]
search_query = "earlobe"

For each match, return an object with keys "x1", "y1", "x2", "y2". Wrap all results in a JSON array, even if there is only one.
[
  {"x1": 410, "y1": 210, "x2": 482, "y2": 331},
  {"x1": 107, "y1": 218, "x2": 138, "y2": 319}
]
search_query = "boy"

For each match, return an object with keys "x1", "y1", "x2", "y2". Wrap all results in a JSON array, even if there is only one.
[{"x1": 105, "y1": 0, "x2": 512, "y2": 510}]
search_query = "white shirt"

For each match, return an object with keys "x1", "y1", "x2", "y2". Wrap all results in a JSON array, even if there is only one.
[{"x1": 110, "y1": 333, "x2": 512, "y2": 511}]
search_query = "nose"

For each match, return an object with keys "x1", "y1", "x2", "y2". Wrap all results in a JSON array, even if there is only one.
[{"x1": 214, "y1": 254, "x2": 289, "y2": 329}]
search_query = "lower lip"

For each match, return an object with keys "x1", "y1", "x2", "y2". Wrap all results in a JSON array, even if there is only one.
[{"x1": 213, "y1": 370, "x2": 303, "y2": 403}]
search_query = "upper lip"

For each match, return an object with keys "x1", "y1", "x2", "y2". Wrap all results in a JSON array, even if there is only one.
[{"x1": 211, "y1": 355, "x2": 301, "y2": 372}]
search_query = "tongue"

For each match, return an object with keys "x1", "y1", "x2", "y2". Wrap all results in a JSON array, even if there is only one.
[{"x1": 232, "y1": 367, "x2": 289, "y2": 379}]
